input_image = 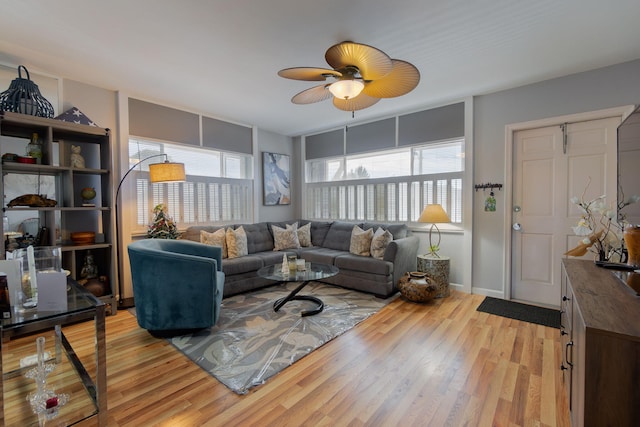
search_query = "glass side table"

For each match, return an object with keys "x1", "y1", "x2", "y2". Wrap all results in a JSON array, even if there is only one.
[{"x1": 0, "y1": 279, "x2": 106, "y2": 426}]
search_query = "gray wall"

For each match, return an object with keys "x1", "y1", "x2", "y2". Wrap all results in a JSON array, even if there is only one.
[
  {"x1": 255, "y1": 128, "x2": 296, "y2": 222},
  {"x1": 62, "y1": 79, "x2": 117, "y2": 136},
  {"x1": 472, "y1": 59, "x2": 640, "y2": 294}
]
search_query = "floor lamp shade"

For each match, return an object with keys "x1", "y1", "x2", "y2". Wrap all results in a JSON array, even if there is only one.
[{"x1": 149, "y1": 161, "x2": 186, "y2": 183}]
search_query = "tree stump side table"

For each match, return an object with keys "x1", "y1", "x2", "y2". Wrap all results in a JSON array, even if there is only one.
[{"x1": 417, "y1": 255, "x2": 450, "y2": 298}]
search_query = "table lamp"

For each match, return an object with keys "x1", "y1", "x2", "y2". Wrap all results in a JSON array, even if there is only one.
[{"x1": 418, "y1": 204, "x2": 450, "y2": 257}]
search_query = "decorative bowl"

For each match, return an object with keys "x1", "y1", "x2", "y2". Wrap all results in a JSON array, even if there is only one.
[
  {"x1": 398, "y1": 272, "x2": 438, "y2": 303},
  {"x1": 17, "y1": 155, "x2": 37, "y2": 164},
  {"x1": 70, "y1": 231, "x2": 95, "y2": 245}
]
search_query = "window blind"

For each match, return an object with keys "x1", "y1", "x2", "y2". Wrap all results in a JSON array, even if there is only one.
[{"x1": 129, "y1": 98, "x2": 200, "y2": 146}]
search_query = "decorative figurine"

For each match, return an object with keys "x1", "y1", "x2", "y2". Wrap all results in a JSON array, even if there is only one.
[
  {"x1": 69, "y1": 145, "x2": 85, "y2": 168},
  {"x1": 80, "y1": 251, "x2": 98, "y2": 280}
]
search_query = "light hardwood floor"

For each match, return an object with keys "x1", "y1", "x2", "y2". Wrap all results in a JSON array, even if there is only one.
[{"x1": 10, "y1": 290, "x2": 570, "y2": 426}]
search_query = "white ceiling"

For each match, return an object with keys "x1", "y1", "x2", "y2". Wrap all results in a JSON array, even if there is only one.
[{"x1": 1, "y1": 0, "x2": 640, "y2": 137}]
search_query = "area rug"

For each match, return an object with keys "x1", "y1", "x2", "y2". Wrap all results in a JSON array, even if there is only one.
[
  {"x1": 170, "y1": 282, "x2": 393, "y2": 394},
  {"x1": 476, "y1": 296, "x2": 560, "y2": 328}
]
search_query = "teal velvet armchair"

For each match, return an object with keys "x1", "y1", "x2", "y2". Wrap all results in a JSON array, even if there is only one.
[{"x1": 128, "y1": 239, "x2": 225, "y2": 334}]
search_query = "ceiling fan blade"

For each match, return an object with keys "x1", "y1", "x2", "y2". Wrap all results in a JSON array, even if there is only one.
[
  {"x1": 291, "y1": 84, "x2": 333, "y2": 104},
  {"x1": 362, "y1": 60, "x2": 420, "y2": 98},
  {"x1": 333, "y1": 92, "x2": 380, "y2": 112},
  {"x1": 325, "y1": 41, "x2": 393, "y2": 81},
  {"x1": 278, "y1": 67, "x2": 341, "y2": 81}
]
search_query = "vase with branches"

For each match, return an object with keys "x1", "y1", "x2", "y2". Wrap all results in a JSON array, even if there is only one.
[{"x1": 565, "y1": 178, "x2": 639, "y2": 262}]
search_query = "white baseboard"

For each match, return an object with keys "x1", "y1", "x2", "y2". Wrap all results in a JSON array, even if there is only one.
[
  {"x1": 470, "y1": 286, "x2": 504, "y2": 299},
  {"x1": 448, "y1": 283, "x2": 504, "y2": 299}
]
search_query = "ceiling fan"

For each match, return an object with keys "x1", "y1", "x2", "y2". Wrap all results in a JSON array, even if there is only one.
[{"x1": 278, "y1": 41, "x2": 420, "y2": 112}]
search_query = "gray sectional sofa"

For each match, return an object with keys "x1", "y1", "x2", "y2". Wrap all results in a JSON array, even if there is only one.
[{"x1": 180, "y1": 220, "x2": 419, "y2": 298}]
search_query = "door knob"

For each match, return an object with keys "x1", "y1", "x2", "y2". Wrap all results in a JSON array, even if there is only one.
[
  {"x1": 513, "y1": 223, "x2": 522, "y2": 231},
  {"x1": 513, "y1": 205, "x2": 521, "y2": 212}
]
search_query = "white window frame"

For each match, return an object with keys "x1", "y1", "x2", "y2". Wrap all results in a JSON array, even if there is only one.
[
  {"x1": 304, "y1": 138, "x2": 464, "y2": 224},
  {"x1": 128, "y1": 137, "x2": 253, "y2": 232}
]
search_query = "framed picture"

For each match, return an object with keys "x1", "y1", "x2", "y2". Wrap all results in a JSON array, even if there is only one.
[{"x1": 263, "y1": 152, "x2": 291, "y2": 205}]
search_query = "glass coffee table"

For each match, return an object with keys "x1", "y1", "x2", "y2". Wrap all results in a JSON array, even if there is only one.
[
  {"x1": 257, "y1": 262, "x2": 339, "y2": 316},
  {"x1": 0, "y1": 278, "x2": 106, "y2": 426}
]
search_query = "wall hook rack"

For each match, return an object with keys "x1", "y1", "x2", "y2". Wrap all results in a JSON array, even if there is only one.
[{"x1": 474, "y1": 183, "x2": 503, "y2": 192}]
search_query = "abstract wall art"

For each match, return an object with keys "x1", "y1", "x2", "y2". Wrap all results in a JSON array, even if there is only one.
[{"x1": 263, "y1": 152, "x2": 290, "y2": 205}]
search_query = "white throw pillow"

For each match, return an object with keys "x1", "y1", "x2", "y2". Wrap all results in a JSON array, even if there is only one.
[
  {"x1": 287, "y1": 222, "x2": 311, "y2": 247},
  {"x1": 200, "y1": 228, "x2": 228, "y2": 258},
  {"x1": 226, "y1": 226, "x2": 248, "y2": 258},
  {"x1": 272, "y1": 223, "x2": 301, "y2": 251},
  {"x1": 370, "y1": 227, "x2": 393, "y2": 259},
  {"x1": 349, "y1": 225, "x2": 374, "y2": 257}
]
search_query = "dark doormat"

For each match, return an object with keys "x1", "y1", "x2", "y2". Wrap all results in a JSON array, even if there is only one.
[{"x1": 476, "y1": 296, "x2": 560, "y2": 329}]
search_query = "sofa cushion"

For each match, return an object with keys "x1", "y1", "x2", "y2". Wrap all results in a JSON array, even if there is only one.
[
  {"x1": 323, "y1": 221, "x2": 363, "y2": 251},
  {"x1": 288, "y1": 222, "x2": 311, "y2": 247},
  {"x1": 268, "y1": 220, "x2": 297, "y2": 232},
  {"x1": 297, "y1": 247, "x2": 346, "y2": 265},
  {"x1": 252, "y1": 250, "x2": 295, "y2": 267},
  {"x1": 309, "y1": 221, "x2": 332, "y2": 246},
  {"x1": 226, "y1": 226, "x2": 248, "y2": 258},
  {"x1": 200, "y1": 228, "x2": 228, "y2": 258},
  {"x1": 240, "y1": 223, "x2": 274, "y2": 253},
  {"x1": 334, "y1": 253, "x2": 393, "y2": 276},
  {"x1": 349, "y1": 225, "x2": 373, "y2": 256},
  {"x1": 180, "y1": 225, "x2": 224, "y2": 242},
  {"x1": 221, "y1": 255, "x2": 263, "y2": 276},
  {"x1": 370, "y1": 227, "x2": 393, "y2": 259},
  {"x1": 272, "y1": 223, "x2": 301, "y2": 250},
  {"x1": 363, "y1": 222, "x2": 409, "y2": 240}
]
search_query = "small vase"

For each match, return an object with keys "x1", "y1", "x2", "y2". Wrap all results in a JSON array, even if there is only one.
[{"x1": 624, "y1": 226, "x2": 640, "y2": 267}]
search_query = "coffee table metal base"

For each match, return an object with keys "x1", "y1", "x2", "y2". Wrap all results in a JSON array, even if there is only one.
[{"x1": 273, "y1": 281, "x2": 324, "y2": 316}]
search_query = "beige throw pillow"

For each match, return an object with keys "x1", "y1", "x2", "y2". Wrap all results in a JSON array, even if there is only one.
[
  {"x1": 349, "y1": 225, "x2": 374, "y2": 257},
  {"x1": 272, "y1": 224, "x2": 301, "y2": 251},
  {"x1": 287, "y1": 222, "x2": 311, "y2": 247},
  {"x1": 200, "y1": 228, "x2": 228, "y2": 258},
  {"x1": 226, "y1": 226, "x2": 248, "y2": 258},
  {"x1": 370, "y1": 227, "x2": 393, "y2": 259}
]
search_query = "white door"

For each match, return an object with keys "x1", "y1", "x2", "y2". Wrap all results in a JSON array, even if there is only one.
[{"x1": 511, "y1": 117, "x2": 620, "y2": 306}]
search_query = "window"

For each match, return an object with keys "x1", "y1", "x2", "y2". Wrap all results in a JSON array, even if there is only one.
[
  {"x1": 305, "y1": 138, "x2": 464, "y2": 224},
  {"x1": 129, "y1": 138, "x2": 253, "y2": 231}
]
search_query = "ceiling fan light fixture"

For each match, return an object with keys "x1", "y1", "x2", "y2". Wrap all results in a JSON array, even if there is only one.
[
  {"x1": 328, "y1": 79, "x2": 364, "y2": 100},
  {"x1": 279, "y1": 41, "x2": 419, "y2": 111}
]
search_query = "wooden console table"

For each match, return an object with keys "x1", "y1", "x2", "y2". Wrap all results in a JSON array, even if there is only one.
[{"x1": 561, "y1": 259, "x2": 640, "y2": 426}]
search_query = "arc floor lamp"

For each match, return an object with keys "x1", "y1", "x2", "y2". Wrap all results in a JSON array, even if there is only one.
[{"x1": 114, "y1": 154, "x2": 186, "y2": 308}]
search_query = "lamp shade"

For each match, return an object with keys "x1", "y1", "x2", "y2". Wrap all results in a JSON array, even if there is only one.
[
  {"x1": 148, "y1": 161, "x2": 186, "y2": 183},
  {"x1": 329, "y1": 79, "x2": 364, "y2": 100},
  {"x1": 418, "y1": 204, "x2": 450, "y2": 224}
]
